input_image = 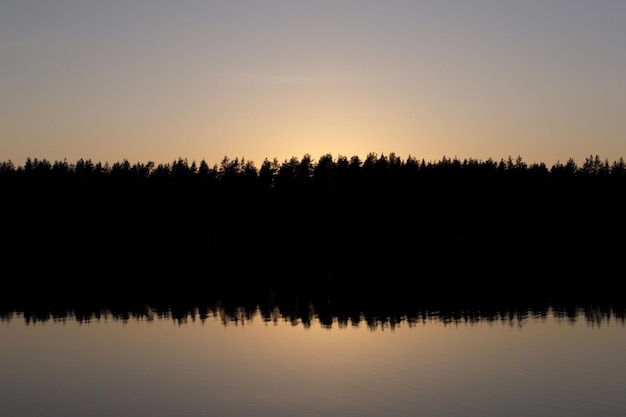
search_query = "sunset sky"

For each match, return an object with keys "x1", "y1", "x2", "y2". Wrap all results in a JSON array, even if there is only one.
[{"x1": 2, "y1": 0, "x2": 625, "y2": 168}]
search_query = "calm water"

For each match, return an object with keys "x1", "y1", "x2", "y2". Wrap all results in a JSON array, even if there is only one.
[{"x1": 2, "y1": 307, "x2": 626, "y2": 417}]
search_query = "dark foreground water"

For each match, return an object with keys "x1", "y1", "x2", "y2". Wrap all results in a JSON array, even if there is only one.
[{"x1": 2, "y1": 307, "x2": 625, "y2": 417}]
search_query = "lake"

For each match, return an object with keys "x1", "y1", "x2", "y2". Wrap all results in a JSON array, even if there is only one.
[{"x1": 2, "y1": 306, "x2": 625, "y2": 417}]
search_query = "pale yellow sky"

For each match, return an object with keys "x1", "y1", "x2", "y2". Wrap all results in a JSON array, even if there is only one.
[{"x1": 2, "y1": 1, "x2": 625, "y2": 167}]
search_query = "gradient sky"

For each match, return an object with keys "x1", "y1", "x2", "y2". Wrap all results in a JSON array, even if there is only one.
[{"x1": 2, "y1": 0, "x2": 625, "y2": 167}]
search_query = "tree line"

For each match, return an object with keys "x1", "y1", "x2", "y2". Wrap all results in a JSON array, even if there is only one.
[
  {"x1": 1, "y1": 153, "x2": 625, "y2": 314},
  {"x1": 2, "y1": 152, "x2": 625, "y2": 182}
]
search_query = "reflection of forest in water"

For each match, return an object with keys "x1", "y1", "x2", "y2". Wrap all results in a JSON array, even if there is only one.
[
  {"x1": 1, "y1": 302, "x2": 624, "y2": 330},
  {"x1": 1, "y1": 153, "x2": 625, "y2": 321}
]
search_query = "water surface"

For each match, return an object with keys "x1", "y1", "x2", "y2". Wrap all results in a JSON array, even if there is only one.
[{"x1": 2, "y1": 308, "x2": 625, "y2": 417}]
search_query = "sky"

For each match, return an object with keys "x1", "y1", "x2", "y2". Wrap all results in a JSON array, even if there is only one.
[{"x1": 2, "y1": 0, "x2": 625, "y2": 168}]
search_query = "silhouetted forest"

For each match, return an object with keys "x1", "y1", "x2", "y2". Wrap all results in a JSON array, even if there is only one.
[{"x1": 1, "y1": 153, "x2": 625, "y2": 319}]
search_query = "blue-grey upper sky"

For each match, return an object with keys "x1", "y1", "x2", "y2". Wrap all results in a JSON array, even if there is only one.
[{"x1": 2, "y1": 0, "x2": 625, "y2": 166}]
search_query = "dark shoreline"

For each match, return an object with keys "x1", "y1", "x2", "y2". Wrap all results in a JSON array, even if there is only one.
[{"x1": 2, "y1": 153, "x2": 625, "y2": 320}]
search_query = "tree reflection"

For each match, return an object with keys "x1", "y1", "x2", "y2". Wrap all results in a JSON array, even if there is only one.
[{"x1": 2, "y1": 301, "x2": 624, "y2": 329}]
